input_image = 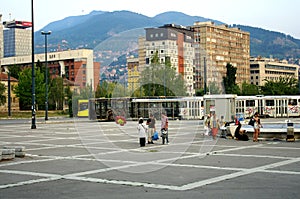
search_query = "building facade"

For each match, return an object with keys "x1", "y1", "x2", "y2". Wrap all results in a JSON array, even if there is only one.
[
  {"x1": 2, "y1": 20, "x2": 32, "y2": 57},
  {"x1": 0, "y1": 72, "x2": 18, "y2": 111},
  {"x1": 192, "y1": 21, "x2": 250, "y2": 91},
  {"x1": 250, "y1": 57, "x2": 299, "y2": 86},
  {"x1": 143, "y1": 24, "x2": 195, "y2": 96},
  {"x1": 0, "y1": 15, "x2": 3, "y2": 58},
  {"x1": 0, "y1": 49, "x2": 100, "y2": 91},
  {"x1": 127, "y1": 56, "x2": 140, "y2": 94}
]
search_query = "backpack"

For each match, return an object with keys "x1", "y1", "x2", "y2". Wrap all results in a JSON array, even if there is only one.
[{"x1": 248, "y1": 118, "x2": 255, "y2": 126}]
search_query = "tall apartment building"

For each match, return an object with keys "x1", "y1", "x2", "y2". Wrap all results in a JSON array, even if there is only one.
[
  {"x1": 0, "y1": 15, "x2": 3, "y2": 58},
  {"x1": 192, "y1": 21, "x2": 250, "y2": 91},
  {"x1": 2, "y1": 20, "x2": 32, "y2": 57},
  {"x1": 143, "y1": 24, "x2": 195, "y2": 96},
  {"x1": 250, "y1": 57, "x2": 299, "y2": 86}
]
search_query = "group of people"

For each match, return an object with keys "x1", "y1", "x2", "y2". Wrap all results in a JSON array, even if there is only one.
[
  {"x1": 137, "y1": 113, "x2": 169, "y2": 147},
  {"x1": 137, "y1": 111, "x2": 262, "y2": 146},
  {"x1": 204, "y1": 111, "x2": 262, "y2": 142},
  {"x1": 204, "y1": 113, "x2": 224, "y2": 140},
  {"x1": 233, "y1": 111, "x2": 262, "y2": 141}
]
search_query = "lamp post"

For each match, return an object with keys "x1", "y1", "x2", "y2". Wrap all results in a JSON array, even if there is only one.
[
  {"x1": 203, "y1": 57, "x2": 207, "y2": 95},
  {"x1": 41, "y1": 31, "x2": 51, "y2": 121},
  {"x1": 31, "y1": 0, "x2": 36, "y2": 129},
  {"x1": 8, "y1": 71, "x2": 11, "y2": 117}
]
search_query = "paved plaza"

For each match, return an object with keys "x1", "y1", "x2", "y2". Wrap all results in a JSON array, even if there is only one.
[{"x1": 0, "y1": 118, "x2": 300, "y2": 199}]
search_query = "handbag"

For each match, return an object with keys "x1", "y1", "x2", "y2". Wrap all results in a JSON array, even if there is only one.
[
  {"x1": 152, "y1": 131, "x2": 159, "y2": 140},
  {"x1": 161, "y1": 129, "x2": 168, "y2": 137}
]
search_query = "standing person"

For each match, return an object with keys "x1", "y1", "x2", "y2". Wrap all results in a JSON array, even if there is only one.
[
  {"x1": 204, "y1": 114, "x2": 211, "y2": 136},
  {"x1": 147, "y1": 114, "x2": 156, "y2": 144},
  {"x1": 161, "y1": 113, "x2": 169, "y2": 145},
  {"x1": 253, "y1": 112, "x2": 262, "y2": 142},
  {"x1": 137, "y1": 118, "x2": 147, "y2": 147},
  {"x1": 210, "y1": 113, "x2": 219, "y2": 139}
]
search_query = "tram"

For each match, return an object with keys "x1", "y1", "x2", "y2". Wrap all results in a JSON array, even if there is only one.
[
  {"x1": 235, "y1": 95, "x2": 300, "y2": 118},
  {"x1": 77, "y1": 99, "x2": 89, "y2": 117},
  {"x1": 88, "y1": 96, "x2": 204, "y2": 121},
  {"x1": 88, "y1": 95, "x2": 300, "y2": 121}
]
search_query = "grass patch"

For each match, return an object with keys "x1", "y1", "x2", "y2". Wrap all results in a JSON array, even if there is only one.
[
  {"x1": 0, "y1": 110, "x2": 69, "y2": 118},
  {"x1": 148, "y1": 149, "x2": 159, "y2": 152}
]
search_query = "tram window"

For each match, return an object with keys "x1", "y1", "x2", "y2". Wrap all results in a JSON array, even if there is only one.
[
  {"x1": 288, "y1": 99, "x2": 297, "y2": 106},
  {"x1": 180, "y1": 102, "x2": 187, "y2": 108},
  {"x1": 246, "y1": 100, "x2": 255, "y2": 107},
  {"x1": 265, "y1": 100, "x2": 274, "y2": 106}
]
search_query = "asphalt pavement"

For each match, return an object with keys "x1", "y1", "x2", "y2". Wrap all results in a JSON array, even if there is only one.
[{"x1": 0, "y1": 118, "x2": 300, "y2": 199}]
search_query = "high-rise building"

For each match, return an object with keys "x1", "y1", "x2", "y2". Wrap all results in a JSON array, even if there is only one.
[
  {"x1": 192, "y1": 21, "x2": 250, "y2": 91},
  {"x1": 3, "y1": 20, "x2": 32, "y2": 57},
  {"x1": 143, "y1": 24, "x2": 195, "y2": 96},
  {"x1": 250, "y1": 57, "x2": 299, "y2": 86},
  {"x1": 0, "y1": 15, "x2": 3, "y2": 58}
]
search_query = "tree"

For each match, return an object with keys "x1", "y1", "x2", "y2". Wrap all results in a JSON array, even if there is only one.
[
  {"x1": 49, "y1": 77, "x2": 64, "y2": 110},
  {"x1": 223, "y1": 63, "x2": 241, "y2": 94},
  {"x1": 8, "y1": 65, "x2": 22, "y2": 80},
  {"x1": 240, "y1": 82, "x2": 261, "y2": 95},
  {"x1": 14, "y1": 67, "x2": 45, "y2": 110},
  {"x1": 261, "y1": 76, "x2": 299, "y2": 95},
  {"x1": 78, "y1": 84, "x2": 94, "y2": 99},
  {"x1": 0, "y1": 83, "x2": 6, "y2": 106},
  {"x1": 95, "y1": 81, "x2": 118, "y2": 98},
  {"x1": 140, "y1": 51, "x2": 187, "y2": 97}
]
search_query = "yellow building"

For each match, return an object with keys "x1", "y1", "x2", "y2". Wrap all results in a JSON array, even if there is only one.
[
  {"x1": 127, "y1": 56, "x2": 140, "y2": 94},
  {"x1": 250, "y1": 57, "x2": 299, "y2": 86},
  {"x1": 0, "y1": 72, "x2": 19, "y2": 112},
  {"x1": 193, "y1": 21, "x2": 250, "y2": 90}
]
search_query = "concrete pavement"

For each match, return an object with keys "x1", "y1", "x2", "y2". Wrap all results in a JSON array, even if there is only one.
[{"x1": 0, "y1": 118, "x2": 300, "y2": 198}]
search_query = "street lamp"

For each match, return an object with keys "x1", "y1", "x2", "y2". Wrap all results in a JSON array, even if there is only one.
[
  {"x1": 31, "y1": 0, "x2": 36, "y2": 129},
  {"x1": 41, "y1": 31, "x2": 51, "y2": 120}
]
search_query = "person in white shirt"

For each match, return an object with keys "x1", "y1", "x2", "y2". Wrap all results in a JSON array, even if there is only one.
[{"x1": 137, "y1": 118, "x2": 147, "y2": 147}]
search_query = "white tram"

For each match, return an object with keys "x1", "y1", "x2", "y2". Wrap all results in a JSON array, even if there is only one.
[
  {"x1": 236, "y1": 95, "x2": 300, "y2": 118},
  {"x1": 131, "y1": 97, "x2": 204, "y2": 120}
]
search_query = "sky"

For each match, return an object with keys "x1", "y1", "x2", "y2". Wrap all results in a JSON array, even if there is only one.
[{"x1": 1, "y1": 0, "x2": 299, "y2": 39}]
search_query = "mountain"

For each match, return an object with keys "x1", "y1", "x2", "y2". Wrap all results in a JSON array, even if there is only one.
[
  {"x1": 35, "y1": 10, "x2": 300, "y2": 62},
  {"x1": 233, "y1": 25, "x2": 300, "y2": 59},
  {"x1": 35, "y1": 11, "x2": 160, "y2": 53},
  {"x1": 38, "y1": 11, "x2": 107, "y2": 32},
  {"x1": 153, "y1": 11, "x2": 223, "y2": 26}
]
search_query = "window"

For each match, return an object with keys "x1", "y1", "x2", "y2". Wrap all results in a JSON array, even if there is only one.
[
  {"x1": 289, "y1": 99, "x2": 297, "y2": 106},
  {"x1": 145, "y1": 58, "x2": 150, "y2": 64},
  {"x1": 246, "y1": 100, "x2": 255, "y2": 107},
  {"x1": 265, "y1": 100, "x2": 274, "y2": 106}
]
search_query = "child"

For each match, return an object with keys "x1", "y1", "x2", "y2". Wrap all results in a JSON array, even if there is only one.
[{"x1": 137, "y1": 118, "x2": 147, "y2": 147}]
